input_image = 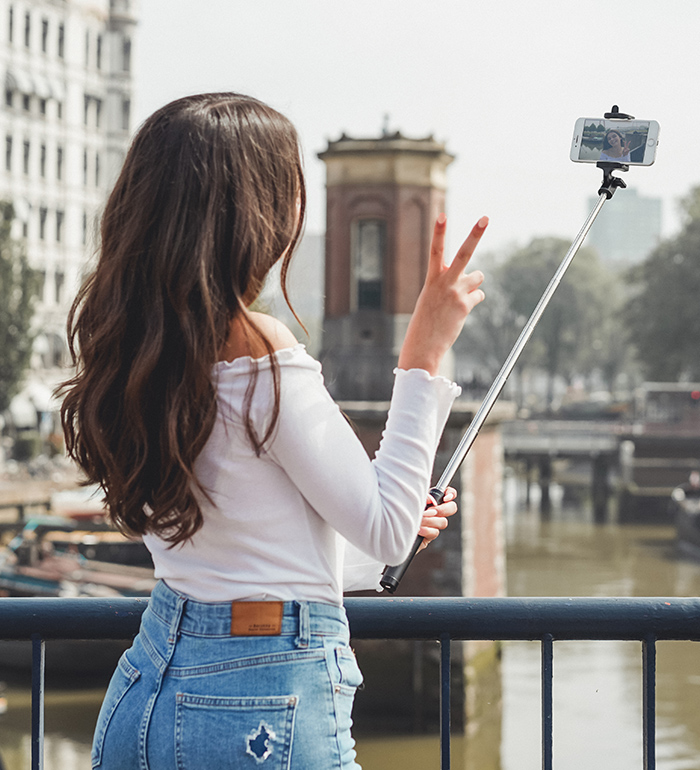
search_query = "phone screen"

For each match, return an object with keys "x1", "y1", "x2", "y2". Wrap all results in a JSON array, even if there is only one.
[{"x1": 571, "y1": 118, "x2": 659, "y2": 165}]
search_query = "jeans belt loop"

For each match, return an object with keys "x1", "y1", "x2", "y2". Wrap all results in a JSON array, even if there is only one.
[{"x1": 295, "y1": 601, "x2": 310, "y2": 648}]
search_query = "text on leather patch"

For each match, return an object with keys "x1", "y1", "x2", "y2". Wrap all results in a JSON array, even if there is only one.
[{"x1": 231, "y1": 601, "x2": 284, "y2": 636}]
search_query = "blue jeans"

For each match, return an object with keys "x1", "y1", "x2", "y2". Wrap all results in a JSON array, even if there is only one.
[{"x1": 92, "y1": 581, "x2": 363, "y2": 769}]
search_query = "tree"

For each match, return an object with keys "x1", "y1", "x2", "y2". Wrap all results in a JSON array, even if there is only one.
[
  {"x1": 462, "y1": 237, "x2": 613, "y2": 409},
  {"x1": 625, "y1": 186, "x2": 700, "y2": 381},
  {"x1": 454, "y1": 258, "x2": 526, "y2": 402},
  {"x1": 0, "y1": 204, "x2": 40, "y2": 413}
]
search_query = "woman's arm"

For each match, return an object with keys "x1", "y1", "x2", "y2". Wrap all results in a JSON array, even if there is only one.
[{"x1": 342, "y1": 488, "x2": 458, "y2": 592}]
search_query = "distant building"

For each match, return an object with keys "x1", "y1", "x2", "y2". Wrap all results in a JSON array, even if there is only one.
[
  {"x1": 261, "y1": 232, "x2": 325, "y2": 358},
  {"x1": 586, "y1": 187, "x2": 662, "y2": 267},
  {"x1": 0, "y1": 0, "x2": 136, "y2": 421},
  {"x1": 318, "y1": 130, "x2": 454, "y2": 400}
]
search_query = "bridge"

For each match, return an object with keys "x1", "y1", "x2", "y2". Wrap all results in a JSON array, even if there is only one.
[
  {"x1": 501, "y1": 418, "x2": 700, "y2": 521},
  {"x1": 500, "y1": 419, "x2": 624, "y2": 517},
  {"x1": 501, "y1": 419, "x2": 622, "y2": 458}
]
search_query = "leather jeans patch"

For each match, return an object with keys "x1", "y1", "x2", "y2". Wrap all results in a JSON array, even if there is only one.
[{"x1": 231, "y1": 601, "x2": 284, "y2": 636}]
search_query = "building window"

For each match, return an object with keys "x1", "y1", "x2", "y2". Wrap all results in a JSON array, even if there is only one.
[
  {"x1": 39, "y1": 207, "x2": 47, "y2": 240},
  {"x1": 41, "y1": 18, "x2": 48, "y2": 52},
  {"x1": 54, "y1": 271, "x2": 64, "y2": 303},
  {"x1": 83, "y1": 94, "x2": 90, "y2": 125},
  {"x1": 56, "y1": 146, "x2": 63, "y2": 180},
  {"x1": 57, "y1": 101, "x2": 63, "y2": 120},
  {"x1": 95, "y1": 152, "x2": 100, "y2": 186},
  {"x1": 352, "y1": 219, "x2": 385, "y2": 310},
  {"x1": 96, "y1": 35, "x2": 102, "y2": 69},
  {"x1": 5, "y1": 89, "x2": 12, "y2": 107},
  {"x1": 39, "y1": 98, "x2": 46, "y2": 115},
  {"x1": 121, "y1": 99, "x2": 131, "y2": 131},
  {"x1": 95, "y1": 98, "x2": 102, "y2": 128},
  {"x1": 40, "y1": 143, "x2": 46, "y2": 177},
  {"x1": 5, "y1": 136, "x2": 12, "y2": 171},
  {"x1": 23, "y1": 11, "x2": 30, "y2": 47},
  {"x1": 56, "y1": 211, "x2": 64, "y2": 243},
  {"x1": 82, "y1": 211, "x2": 87, "y2": 245},
  {"x1": 122, "y1": 37, "x2": 131, "y2": 71},
  {"x1": 51, "y1": 333, "x2": 65, "y2": 366},
  {"x1": 83, "y1": 149, "x2": 88, "y2": 185},
  {"x1": 22, "y1": 94, "x2": 30, "y2": 111},
  {"x1": 8, "y1": 6, "x2": 13, "y2": 43},
  {"x1": 22, "y1": 140, "x2": 29, "y2": 174},
  {"x1": 58, "y1": 23, "x2": 64, "y2": 58}
]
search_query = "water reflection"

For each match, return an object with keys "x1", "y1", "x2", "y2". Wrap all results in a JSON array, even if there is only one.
[
  {"x1": 0, "y1": 686, "x2": 101, "y2": 770},
  {"x1": 500, "y1": 479, "x2": 700, "y2": 770},
  {"x1": 2, "y1": 477, "x2": 700, "y2": 769}
]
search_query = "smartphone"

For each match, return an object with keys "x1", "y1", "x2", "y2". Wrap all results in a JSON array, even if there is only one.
[{"x1": 570, "y1": 117, "x2": 660, "y2": 165}]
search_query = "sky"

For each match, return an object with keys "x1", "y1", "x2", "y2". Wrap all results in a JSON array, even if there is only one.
[{"x1": 134, "y1": 0, "x2": 699, "y2": 258}]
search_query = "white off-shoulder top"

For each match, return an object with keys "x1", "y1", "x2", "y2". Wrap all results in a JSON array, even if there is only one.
[{"x1": 143, "y1": 345, "x2": 460, "y2": 604}]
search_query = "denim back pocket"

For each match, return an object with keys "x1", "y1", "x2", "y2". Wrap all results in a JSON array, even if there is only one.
[
  {"x1": 175, "y1": 693, "x2": 298, "y2": 769},
  {"x1": 91, "y1": 654, "x2": 141, "y2": 768}
]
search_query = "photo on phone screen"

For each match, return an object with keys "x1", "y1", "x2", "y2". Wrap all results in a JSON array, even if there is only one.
[{"x1": 571, "y1": 118, "x2": 659, "y2": 165}]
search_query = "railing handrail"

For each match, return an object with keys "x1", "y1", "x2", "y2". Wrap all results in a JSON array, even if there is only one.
[
  {"x1": 0, "y1": 595, "x2": 698, "y2": 641},
  {"x1": 5, "y1": 595, "x2": 691, "y2": 770}
]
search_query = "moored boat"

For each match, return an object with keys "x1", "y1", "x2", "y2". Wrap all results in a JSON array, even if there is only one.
[{"x1": 671, "y1": 472, "x2": 700, "y2": 558}]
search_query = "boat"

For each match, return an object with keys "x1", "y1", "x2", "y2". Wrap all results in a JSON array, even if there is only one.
[
  {"x1": 0, "y1": 515, "x2": 155, "y2": 675},
  {"x1": 618, "y1": 383, "x2": 700, "y2": 522},
  {"x1": 0, "y1": 516, "x2": 155, "y2": 598},
  {"x1": 671, "y1": 477, "x2": 700, "y2": 558}
]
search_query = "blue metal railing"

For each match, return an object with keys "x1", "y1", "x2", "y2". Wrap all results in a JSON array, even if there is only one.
[{"x1": 2, "y1": 596, "x2": 700, "y2": 770}]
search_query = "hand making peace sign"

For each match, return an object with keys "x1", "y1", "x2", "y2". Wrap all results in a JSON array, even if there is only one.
[{"x1": 398, "y1": 214, "x2": 488, "y2": 376}]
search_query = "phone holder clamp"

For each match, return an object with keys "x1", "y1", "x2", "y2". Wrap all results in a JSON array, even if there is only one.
[
  {"x1": 597, "y1": 161, "x2": 628, "y2": 200},
  {"x1": 604, "y1": 105, "x2": 635, "y2": 120}
]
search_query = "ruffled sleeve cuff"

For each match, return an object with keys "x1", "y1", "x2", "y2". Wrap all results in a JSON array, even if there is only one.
[{"x1": 391, "y1": 368, "x2": 461, "y2": 444}]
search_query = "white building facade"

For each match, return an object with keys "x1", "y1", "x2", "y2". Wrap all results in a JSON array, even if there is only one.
[{"x1": 0, "y1": 0, "x2": 136, "y2": 421}]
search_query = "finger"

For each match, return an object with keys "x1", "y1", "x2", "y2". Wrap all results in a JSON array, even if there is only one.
[
  {"x1": 433, "y1": 502, "x2": 457, "y2": 517},
  {"x1": 418, "y1": 525, "x2": 442, "y2": 541},
  {"x1": 464, "y1": 270, "x2": 485, "y2": 292},
  {"x1": 447, "y1": 216, "x2": 488, "y2": 276},
  {"x1": 419, "y1": 517, "x2": 448, "y2": 542},
  {"x1": 421, "y1": 516, "x2": 449, "y2": 532},
  {"x1": 443, "y1": 486, "x2": 457, "y2": 502},
  {"x1": 426, "y1": 214, "x2": 448, "y2": 280},
  {"x1": 462, "y1": 288, "x2": 486, "y2": 315}
]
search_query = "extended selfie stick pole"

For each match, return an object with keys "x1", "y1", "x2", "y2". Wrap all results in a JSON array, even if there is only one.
[{"x1": 381, "y1": 109, "x2": 633, "y2": 593}]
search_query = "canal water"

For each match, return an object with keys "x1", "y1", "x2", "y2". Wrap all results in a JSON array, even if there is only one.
[{"x1": 1, "y1": 475, "x2": 699, "y2": 769}]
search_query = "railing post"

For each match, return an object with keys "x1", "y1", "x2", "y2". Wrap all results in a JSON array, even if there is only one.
[
  {"x1": 642, "y1": 635, "x2": 656, "y2": 770},
  {"x1": 542, "y1": 634, "x2": 553, "y2": 770},
  {"x1": 440, "y1": 634, "x2": 451, "y2": 770},
  {"x1": 31, "y1": 633, "x2": 45, "y2": 770}
]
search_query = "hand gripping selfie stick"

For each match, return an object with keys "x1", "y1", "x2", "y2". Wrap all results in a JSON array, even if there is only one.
[{"x1": 380, "y1": 106, "x2": 635, "y2": 593}]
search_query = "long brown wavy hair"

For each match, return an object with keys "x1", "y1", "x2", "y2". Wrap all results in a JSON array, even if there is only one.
[{"x1": 59, "y1": 93, "x2": 306, "y2": 545}]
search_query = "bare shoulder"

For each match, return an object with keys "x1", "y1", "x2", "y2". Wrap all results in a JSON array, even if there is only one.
[
  {"x1": 222, "y1": 312, "x2": 298, "y2": 362},
  {"x1": 247, "y1": 312, "x2": 298, "y2": 352}
]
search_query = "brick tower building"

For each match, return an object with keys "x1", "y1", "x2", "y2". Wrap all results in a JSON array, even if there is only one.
[{"x1": 318, "y1": 130, "x2": 454, "y2": 400}]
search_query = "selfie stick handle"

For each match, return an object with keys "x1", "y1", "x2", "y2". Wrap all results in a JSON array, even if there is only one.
[{"x1": 381, "y1": 170, "x2": 624, "y2": 594}]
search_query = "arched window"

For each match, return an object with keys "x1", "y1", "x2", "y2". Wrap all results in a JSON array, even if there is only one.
[{"x1": 352, "y1": 218, "x2": 385, "y2": 310}]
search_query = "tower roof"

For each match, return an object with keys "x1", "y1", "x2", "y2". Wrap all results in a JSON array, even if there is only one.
[{"x1": 318, "y1": 130, "x2": 454, "y2": 162}]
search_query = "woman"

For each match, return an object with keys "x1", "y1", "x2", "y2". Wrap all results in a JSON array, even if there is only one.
[
  {"x1": 60, "y1": 93, "x2": 487, "y2": 769},
  {"x1": 599, "y1": 128, "x2": 632, "y2": 161}
]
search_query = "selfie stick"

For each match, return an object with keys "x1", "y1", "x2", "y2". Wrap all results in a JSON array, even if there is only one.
[{"x1": 380, "y1": 107, "x2": 633, "y2": 593}]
